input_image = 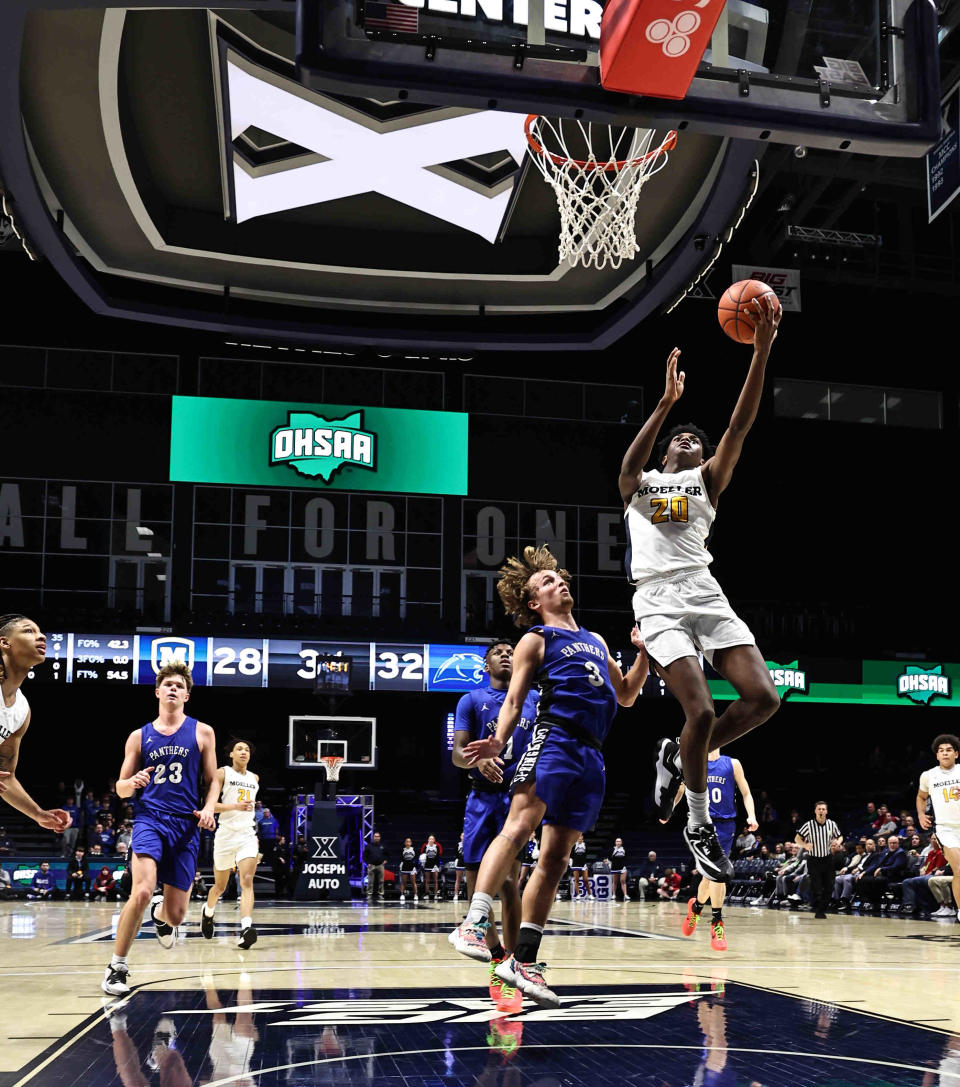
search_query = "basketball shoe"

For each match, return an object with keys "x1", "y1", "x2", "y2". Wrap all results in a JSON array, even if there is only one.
[
  {"x1": 238, "y1": 924, "x2": 258, "y2": 950},
  {"x1": 683, "y1": 824, "x2": 734, "y2": 883},
  {"x1": 710, "y1": 919, "x2": 727, "y2": 951},
  {"x1": 451, "y1": 919, "x2": 492, "y2": 962},
  {"x1": 101, "y1": 962, "x2": 131, "y2": 996},
  {"x1": 495, "y1": 956, "x2": 560, "y2": 1008},
  {"x1": 201, "y1": 908, "x2": 215, "y2": 940},
  {"x1": 489, "y1": 957, "x2": 506, "y2": 1001},
  {"x1": 150, "y1": 897, "x2": 177, "y2": 949},
  {"x1": 653, "y1": 737, "x2": 682, "y2": 820},
  {"x1": 681, "y1": 898, "x2": 701, "y2": 937},
  {"x1": 497, "y1": 982, "x2": 524, "y2": 1014}
]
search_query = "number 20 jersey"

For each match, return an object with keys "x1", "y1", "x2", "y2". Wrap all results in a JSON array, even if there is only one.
[
  {"x1": 138, "y1": 716, "x2": 202, "y2": 818},
  {"x1": 531, "y1": 625, "x2": 618, "y2": 746},
  {"x1": 624, "y1": 466, "x2": 715, "y2": 585}
]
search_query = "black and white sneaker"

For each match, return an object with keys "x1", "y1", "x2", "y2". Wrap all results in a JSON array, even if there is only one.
[
  {"x1": 653, "y1": 737, "x2": 683, "y2": 820},
  {"x1": 683, "y1": 823, "x2": 734, "y2": 883},
  {"x1": 238, "y1": 925, "x2": 258, "y2": 950},
  {"x1": 101, "y1": 962, "x2": 131, "y2": 996},
  {"x1": 201, "y1": 908, "x2": 215, "y2": 940},
  {"x1": 150, "y1": 897, "x2": 176, "y2": 949}
]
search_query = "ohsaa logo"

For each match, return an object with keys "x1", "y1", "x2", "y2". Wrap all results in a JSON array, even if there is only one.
[
  {"x1": 271, "y1": 411, "x2": 376, "y2": 483},
  {"x1": 897, "y1": 665, "x2": 952, "y2": 706},
  {"x1": 767, "y1": 660, "x2": 807, "y2": 700}
]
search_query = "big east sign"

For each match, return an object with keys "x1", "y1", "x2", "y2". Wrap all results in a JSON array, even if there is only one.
[{"x1": 600, "y1": 0, "x2": 725, "y2": 99}]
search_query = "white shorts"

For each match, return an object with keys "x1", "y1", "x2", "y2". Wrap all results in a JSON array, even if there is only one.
[
  {"x1": 935, "y1": 824, "x2": 960, "y2": 851},
  {"x1": 632, "y1": 568, "x2": 755, "y2": 668},
  {"x1": 213, "y1": 831, "x2": 260, "y2": 871}
]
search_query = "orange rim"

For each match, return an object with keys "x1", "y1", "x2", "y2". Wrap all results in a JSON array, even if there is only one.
[{"x1": 524, "y1": 114, "x2": 678, "y2": 172}]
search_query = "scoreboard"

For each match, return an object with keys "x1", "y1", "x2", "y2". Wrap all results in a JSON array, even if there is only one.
[{"x1": 23, "y1": 631, "x2": 656, "y2": 696}]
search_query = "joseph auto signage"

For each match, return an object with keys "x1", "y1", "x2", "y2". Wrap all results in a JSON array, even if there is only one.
[{"x1": 170, "y1": 396, "x2": 468, "y2": 495}]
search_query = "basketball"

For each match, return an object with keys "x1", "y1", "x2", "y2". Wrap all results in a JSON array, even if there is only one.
[{"x1": 717, "y1": 279, "x2": 782, "y2": 343}]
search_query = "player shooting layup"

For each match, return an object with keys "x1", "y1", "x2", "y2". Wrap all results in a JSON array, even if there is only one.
[
  {"x1": 618, "y1": 296, "x2": 781, "y2": 883},
  {"x1": 917, "y1": 733, "x2": 960, "y2": 922},
  {"x1": 451, "y1": 545, "x2": 648, "y2": 1007},
  {"x1": 102, "y1": 662, "x2": 218, "y2": 996}
]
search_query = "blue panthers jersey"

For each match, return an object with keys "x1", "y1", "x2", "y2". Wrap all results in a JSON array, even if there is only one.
[
  {"x1": 454, "y1": 684, "x2": 538, "y2": 789},
  {"x1": 138, "y1": 716, "x2": 203, "y2": 818},
  {"x1": 531, "y1": 625, "x2": 618, "y2": 745},
  {"x1": 707, "y1": 754, "x2": 737, "y2": 821}
]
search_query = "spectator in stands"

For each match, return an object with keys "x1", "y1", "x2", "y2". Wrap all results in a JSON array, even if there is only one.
[
  {"x1": 638, "y1": 851, "x2": 664, "y2": 900},
  {"x1": 254, "y1": 800, "x2": 265, "y2": 826},
  {"x1": 657, "y1": 867, "x2": 682, "y2": 900},
  {"x1": 902, "y1": 816, "x2": 918, "y2": 841},
  {"x1": 771, "y1": 842, "x2": 787, "y2": 861},
  {"x1": 98, "y1": 821, "x2": 115, "y2": 853},
  {"x1": 929, "y1": 868, "x2": 957, "y2": 917},
  {"x1": 273, "y1": 834, "x2": 291, "y2": 898},
  {"x1": 0, "y1": 867, "x2": 12, "y2": 895},
  {"x1": 859, "y1": 801, "x2": 877, "y2": 833},
  {"x1": 874, "y1": 806, "x2": 898, "y2": 836},
  {"x1": 66, "y1": 846, "x2": 89, "y2": 900},
  {"x1": 115, "y1": 840, "x2": 128, "y2": 864},
  {"x1": 292, "y1": 834, "x2": 309, "y2": 885},
  {"x1": 88, "y1": 842, "x2": 103, "y2": 862},
  {"x1": 87, "y1": 821, "x2": 104, "y2": 849},
  {"x1": 734, "y1": 825, "x2": 757, "y2": 857},
  {"x1": 60, "y1": 797, "x2": 79, "y2": 856},
  {"x1": 772, "y1": 843, "x2": 806, "y2": 903},
  {"x1": 191, "y1": 870, "x2": 208, "y2": 901},
  {"x1": 787, "y1": 810, "x2": 802, "y2": 837},
  {"x1": 0, "y1": 826, "x2": 12, "y2": 854},
  {"x1": 259, "y1": 808, "x2": 279, "y2": 862},
  {"x1": 363, "y1": 831, "x2": 386, "y2": 901},
  {"x1": 901, "y1": 832, "x2": 947, "y2": 915},
  {"x1": 759, "y1": 845, "x2": 772, "y2": 861},
  {"x1": 28, "y1": 861, "x2": 56, "y2": 900},
  {"x1": 91, "y1": 865, "x2": 117, "y2": 901},
  {"x1": 855, "y1": 834, "x2": 909, "y2": 908},
  {"x1": 836, "y1": 837, "x2": 883, "y2": 908},
  {"x1": 116, "y1": 821, "x2": 132, "y2": 852}
]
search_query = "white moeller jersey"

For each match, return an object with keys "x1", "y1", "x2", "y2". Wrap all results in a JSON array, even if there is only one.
[
  {"x1": 920, "y1": 764, "x2": 960, "y2": 827},
  {"x1": 624, "y1": 467, "x2": 715, "y2": 584},
  {"x1": 0, "y1": 689, "x2": 29, "y2": 743},
  {"x1": 217, "y1": 767, "x2": 258, "y2": 834}
]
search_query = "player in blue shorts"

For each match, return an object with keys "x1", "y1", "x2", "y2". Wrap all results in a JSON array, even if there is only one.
[
  {"x1": 667, "y1": 746, "x2": 757, "y2": 951},
  {"x1": 102, "y1": 661, "x2": 219, "y2": 996},
  {"x1": 451, "y1": 545, "x2": 649, "y2": 1006},
  {"x1": 450, "y1": 640, "x2": 538, "y2": 1009}
]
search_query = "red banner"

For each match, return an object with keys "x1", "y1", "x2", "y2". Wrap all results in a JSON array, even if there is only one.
[{"x1": 600, "y1": 0, "x2": 726, "y2": 100}]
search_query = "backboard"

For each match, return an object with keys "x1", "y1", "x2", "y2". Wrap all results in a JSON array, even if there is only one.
[
  {"x1": 298, "y1": 0, "x2": 940, "y2": 156},
  {"x1": 289, "y1": 715, "x2": 377, "y2": 770}
]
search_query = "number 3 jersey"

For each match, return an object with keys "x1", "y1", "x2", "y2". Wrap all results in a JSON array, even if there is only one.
[
  {"x1": 531, "y1": 625, "x2": 618, "y2": 746},
  {"x1": 138, "y1": 716, "x2": 202, "y2": 818},
  {"x1": 624, "y1": 466, "x2": 715, "y2": 585},
  {"x1": 455, "y1": 684, "x2": 539, "y2": 790}
]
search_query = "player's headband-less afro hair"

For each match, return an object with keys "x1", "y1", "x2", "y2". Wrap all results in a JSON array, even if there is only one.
[
  {"x1": 656, "y1": 423, "x2": 714, "y2": 466},
  {"x1": 497, "y1": 545, "x2": 572, "y2": 629}
]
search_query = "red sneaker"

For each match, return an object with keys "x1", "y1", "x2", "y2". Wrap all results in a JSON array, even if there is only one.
[
  {"x1": 710, "y1": 920, "x2": 727, "y2": 951},
  {"x1": 681, "y1": 898, "x2": 701, "y2": 937}
]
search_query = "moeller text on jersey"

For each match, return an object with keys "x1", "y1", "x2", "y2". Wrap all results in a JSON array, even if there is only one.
[{"x1": 635, "y1": 484, "x2": 703, "y2": 497}]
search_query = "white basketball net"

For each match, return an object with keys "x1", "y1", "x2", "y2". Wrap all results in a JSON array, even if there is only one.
[
  {"x1": 320, "y1": 756, "x2": 344, "y2": 782},
  {"x1": 524, "y1": 116, "x2": 677, "y2": 271}
]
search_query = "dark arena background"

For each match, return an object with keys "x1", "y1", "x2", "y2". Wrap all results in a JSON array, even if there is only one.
[{"x1": 1, "y1": 0, "x2": 960, "y2": 1084}]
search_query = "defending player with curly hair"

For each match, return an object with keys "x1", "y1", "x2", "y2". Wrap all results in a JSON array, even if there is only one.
[{"x1": 496, "y1": 545, "x2": 572, "y2": 629}]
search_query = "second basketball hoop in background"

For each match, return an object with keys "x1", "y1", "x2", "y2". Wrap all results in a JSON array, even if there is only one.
[{"x1": 524, "y1": 116, "x2": 677, "y2": 270}]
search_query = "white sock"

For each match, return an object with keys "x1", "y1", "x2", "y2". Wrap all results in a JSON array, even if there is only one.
[
  {"x1": 110, "y1": 954, "x2": 128, "y2": 968},
  {"x1": 518, "y1": 921, "x2": 544, "y2": 935},
  {"x1": 241, "y1": 916, "x2": 252, "y2": 930},
  {"x1": 203, "y1": 904, "x2": 215, "y2": 917},
  {"x1": 686, "y1": 789, "x2": 711, "y2": 825},
  {"x1": 466, "y1": 892, "x2": 494, "y2": 924}
]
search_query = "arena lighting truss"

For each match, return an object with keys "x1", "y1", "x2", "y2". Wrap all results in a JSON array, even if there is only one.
[
  {"x1": 786, "y1": 225, "x2": 884, "y2": 248},
  {"x1": 663, "y1": 157, "x2": 760, "y2": 314}
]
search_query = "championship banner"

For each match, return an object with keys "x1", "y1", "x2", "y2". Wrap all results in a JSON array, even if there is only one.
[
  {"x1": 294, "y1": 802, "x2": 350, "y2": 900},
  {"x1": 927, "y1": 81, "x2": 960, "y2": 223},
  {"x1": 731, "y1": 265, "x2": 802, "y2": 312},
  {"x1": 600, "y1": 0, "x2": 727, "y2": 100}
]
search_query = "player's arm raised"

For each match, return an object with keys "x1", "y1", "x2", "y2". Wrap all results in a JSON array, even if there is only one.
[
  {"x1": 465, "y1": 633, "x2": 543, "y2": 765},
  {"x1": 703, "y1": 295, "x2": 781, "y2": 501},
  {"x1": 618, "y1": 348, "x2": 684, "y2": 504},
  {"x1": 116, "y1": 729, "x2": 151, "y2": 799},
  {"x1": 0, "y1": 713, "x2": 72, "y2": 830},
  {"x1": 732, "y1": 758, "x2": 758, "y2": 831},
  {"x1": 600, "y1": 625, "x2": 649, "y2": 707},
  {"x1": 194, "y1": 722, "x2": 219, "y2": 830}
]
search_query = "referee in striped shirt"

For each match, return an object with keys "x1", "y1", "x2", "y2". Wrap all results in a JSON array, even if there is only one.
[{"x1": 796, "y1": 802, "x2": 843, "y2": 919}]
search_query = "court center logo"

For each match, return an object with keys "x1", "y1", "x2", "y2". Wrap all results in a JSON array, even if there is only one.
[
  {"x1": 767, "y1": 660, "x2": 807, "y2": 700},
  {"x1": 150, "y1": 637, "x2": 196, "y2": 675},
  {"x1": 896, "y1": 664, "x2": 952, "y2": 705},
  {"x1": 271, "y1": 411, "x2": 376, "y2": 483}
]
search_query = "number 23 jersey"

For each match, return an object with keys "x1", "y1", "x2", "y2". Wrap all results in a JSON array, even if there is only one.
[
  {"x1": 531, "y1": 625, "x2": 618, "y2": 746},
  {"x1": 138, "y1": 716, "x2": 202, "y2": 818}
]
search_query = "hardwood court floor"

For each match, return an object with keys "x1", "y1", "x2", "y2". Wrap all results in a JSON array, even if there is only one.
[{"x1": 1, "y1": 897, "x2": 958, "y2": 1087}]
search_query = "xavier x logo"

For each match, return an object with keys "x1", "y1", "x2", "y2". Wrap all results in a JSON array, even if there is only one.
[
  {"x1": 312, "y1": 836, "x2": 339, "y2": 859},
  {"x1": 225, "y1": 59, "x2": 529, "y2": 242}
]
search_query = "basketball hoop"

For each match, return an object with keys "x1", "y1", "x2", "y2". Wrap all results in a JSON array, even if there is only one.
[
  {"x1": 524, "y1": 115, "x2": 678, "y2": 270},
  {"x1": 320, "y1": 755, "x2": 345, "y2": 783}
]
